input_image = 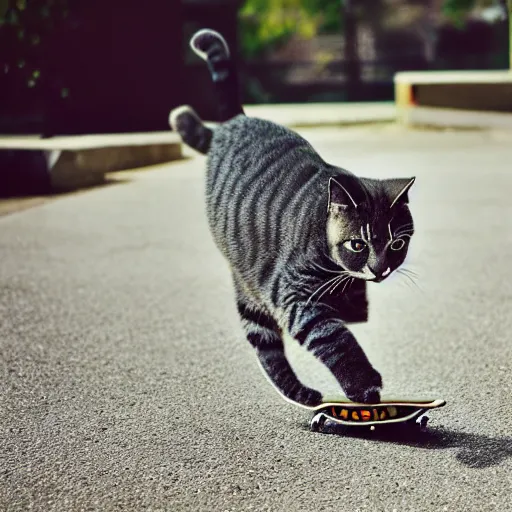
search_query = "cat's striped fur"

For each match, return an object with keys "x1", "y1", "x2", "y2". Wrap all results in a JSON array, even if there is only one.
[{"x1": 170, "y1": 29, "x2": 416, "y2": 406}]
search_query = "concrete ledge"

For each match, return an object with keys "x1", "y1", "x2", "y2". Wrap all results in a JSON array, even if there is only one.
[
  {"x1": 49, "y1": 142, "x2": 182, "y2": 191},
  {"x1": 395, "y1": 70, "x2": 512, "y2": 128},
  {"x1": 411, "y1": 83, "x2": 512, "y2": 112},
  {"x1": 0, "y1": 132, "x2": 182, "y2": 192},
  {"x1": 395, "y1": 70, "x2": 512, "y2": 85}
]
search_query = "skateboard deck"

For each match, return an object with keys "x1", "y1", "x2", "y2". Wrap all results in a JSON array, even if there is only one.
[{"x1": 309, "y1": 397, "x2": 446, "y2": 433}]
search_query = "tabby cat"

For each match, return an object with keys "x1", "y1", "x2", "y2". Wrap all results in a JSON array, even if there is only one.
[{"x1": 170, "y1": 29, "x2": 415, "y2": 406}]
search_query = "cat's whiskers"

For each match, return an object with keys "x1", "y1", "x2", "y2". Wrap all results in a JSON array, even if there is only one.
[
  {"x1": 329, "y1": 275, "x2": 352, "y2": 296},
  {"x1": 305, "y1": 275, "x2": 345, "y2": 306},
  {"x1": 316, "y1": 272, "x2": 355, "y2": 305},
  {"x1": 396, "y1": 268, "x2": 423, "y2": 293},
  {"x1": 323, "y1": 275, "x2": 343, "y2": 295},
  {"x1": 305, "y1": 272, "x2": 351, "y2": 306},
  {"x1": 401, "y1": 266, "x2": 419, "y2": 278},
  {"x1": 316, "y1": 275, "x2": 349, "y2": 303},
  {"x1": 341, "y1": 277, "x2": 354, "y2": 295},
  {"x1": 334, "y1": 276, "x2": 355, "y2": 293},
  {"x1": 326, "y1": 274, "x2": 351, "y2": 296}
]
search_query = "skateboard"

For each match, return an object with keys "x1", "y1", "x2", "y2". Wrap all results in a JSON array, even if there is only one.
[{"x1": 308, "y1": 397, "x2": 446, "y2": 433}]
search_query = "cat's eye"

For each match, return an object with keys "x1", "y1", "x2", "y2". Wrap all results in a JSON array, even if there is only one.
[
  {"x1": 390, "y1": 238, "x2": 406, "y2": 251},
  {"x1": 344, "y1": 239, "x2": 367, "y2": 253}
]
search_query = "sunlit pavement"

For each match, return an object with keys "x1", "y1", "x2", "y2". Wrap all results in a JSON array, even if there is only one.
[{"x1": 1, "y1": 124, "x2": 511, "y2": 511}]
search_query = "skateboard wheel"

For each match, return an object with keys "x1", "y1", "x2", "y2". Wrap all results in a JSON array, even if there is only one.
[
  {"x1": 416, "y1": 414, "x2": 429, "y2": 431},
  {"x1": 310, "y1": 413, "x2": 327, "y2": 433}
]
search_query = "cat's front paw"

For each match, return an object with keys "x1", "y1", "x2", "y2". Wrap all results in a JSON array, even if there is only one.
[
  {"x1": 343, "y1": 368, "x2": 382, "y2": 404},
  {"x1": 346, "y1": 385, "x2": 381, "y2": 404}
]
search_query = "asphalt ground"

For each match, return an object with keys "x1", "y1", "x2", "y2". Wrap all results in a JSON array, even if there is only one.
[{"x1": 1, "y1": 124, "x2": 511, "y2": 511}]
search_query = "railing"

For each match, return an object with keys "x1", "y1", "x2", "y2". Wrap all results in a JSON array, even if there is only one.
[{"x1": 184, "y1": 52, "x2": 506, "y2": 106}]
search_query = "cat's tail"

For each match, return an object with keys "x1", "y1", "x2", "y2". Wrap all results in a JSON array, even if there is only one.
[
  {"x1": 169, "y1": 105, "x2": 212, "y2": 155},
  {"x1": 168, "y1": 29, "x2": 242, "y2": 154},
  {"x1": 189, "y1": 28, "x2": 244, "y2": 122}
]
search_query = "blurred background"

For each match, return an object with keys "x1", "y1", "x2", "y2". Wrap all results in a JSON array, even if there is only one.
[{"x1": 0, "y1": 0, "x2": 510, "y2": 135}]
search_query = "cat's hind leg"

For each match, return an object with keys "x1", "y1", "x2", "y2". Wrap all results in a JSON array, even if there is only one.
[
  {"x1": 236, "y1": 294, "x2": 322, "y2": 407},
  {"x1": 169, "y1": 105, "x2": 212, "y2": 155}
]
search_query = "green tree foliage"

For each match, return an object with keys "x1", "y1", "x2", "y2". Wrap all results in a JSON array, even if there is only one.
[
  {"x1": 239, "y1": 0, "x2": 341, "y2": 58},
  {"x1": 442, "y1": 0, "x2": 499, "y2": 27},
  {"x1": 442, "y1": 0, "x2": 476, "y2": 26},
  {"x1": 238, "y1": 0, "x2": 389, "y2": 59},
  {"x1": 238, "y1": 0, "x2": 507, "y2": 59}
]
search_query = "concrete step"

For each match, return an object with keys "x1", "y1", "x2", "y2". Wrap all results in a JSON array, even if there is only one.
[
  {"x1": 394, "y1": 70, "x2": 512, "y2": 130},
  {"x1": 0, "y1": 132, "x2": 182, "y2": 194}
]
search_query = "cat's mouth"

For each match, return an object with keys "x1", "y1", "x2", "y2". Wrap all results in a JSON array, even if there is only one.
[{"x1": 348, "y1": 266, "x2": 391, "y2": 283}]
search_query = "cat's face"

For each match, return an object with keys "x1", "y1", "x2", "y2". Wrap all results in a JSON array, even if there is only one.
[{"x1": 326, "y1": 176, "x2": 415, "y2": 282}]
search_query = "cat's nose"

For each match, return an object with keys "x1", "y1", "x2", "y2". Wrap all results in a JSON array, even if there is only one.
[{"x1": 369, "y1": 266, "x2": 391, "y2": 281}]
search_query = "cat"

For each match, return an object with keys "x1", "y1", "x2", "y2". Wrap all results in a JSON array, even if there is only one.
[{"x1": 169, "y1": 29, "x2": 415, "y2": 406}]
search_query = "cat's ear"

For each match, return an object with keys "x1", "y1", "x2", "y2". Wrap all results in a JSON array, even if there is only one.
[
  {"x1": 384, "y1": 177, "x2": 416, "y2": 208},
  {"x1": 328, "y1": 177, "x2": 359, "y2": 212}
]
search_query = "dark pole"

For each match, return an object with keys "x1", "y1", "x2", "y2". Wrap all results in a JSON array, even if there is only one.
[
  {"x1": 507, "y1": 0, "x2": 511, "y2": 70},
  {"x1": 341, "y1": 0, "x2": 361, "y2": 101}
]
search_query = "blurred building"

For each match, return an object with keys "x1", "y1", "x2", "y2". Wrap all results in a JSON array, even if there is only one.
[
  {"x1": 240, "y1": 0, "x2": 510, "y2": 104},
  {"x1": 0, "y1": 0, "x2": 509, "y2": 133}
]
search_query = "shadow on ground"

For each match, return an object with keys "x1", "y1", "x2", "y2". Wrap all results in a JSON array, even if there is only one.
[{"x1": 301, "y1": 421, "x2": 512, "y2": 469}]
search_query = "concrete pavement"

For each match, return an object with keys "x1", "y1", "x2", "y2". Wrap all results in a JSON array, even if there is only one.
[
  {"x1": 1, "y1": 124, "x2": 511, "y2": 511},
  {"x1": 244, "y1": 102, "x2": 396, "y2": 127}
]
